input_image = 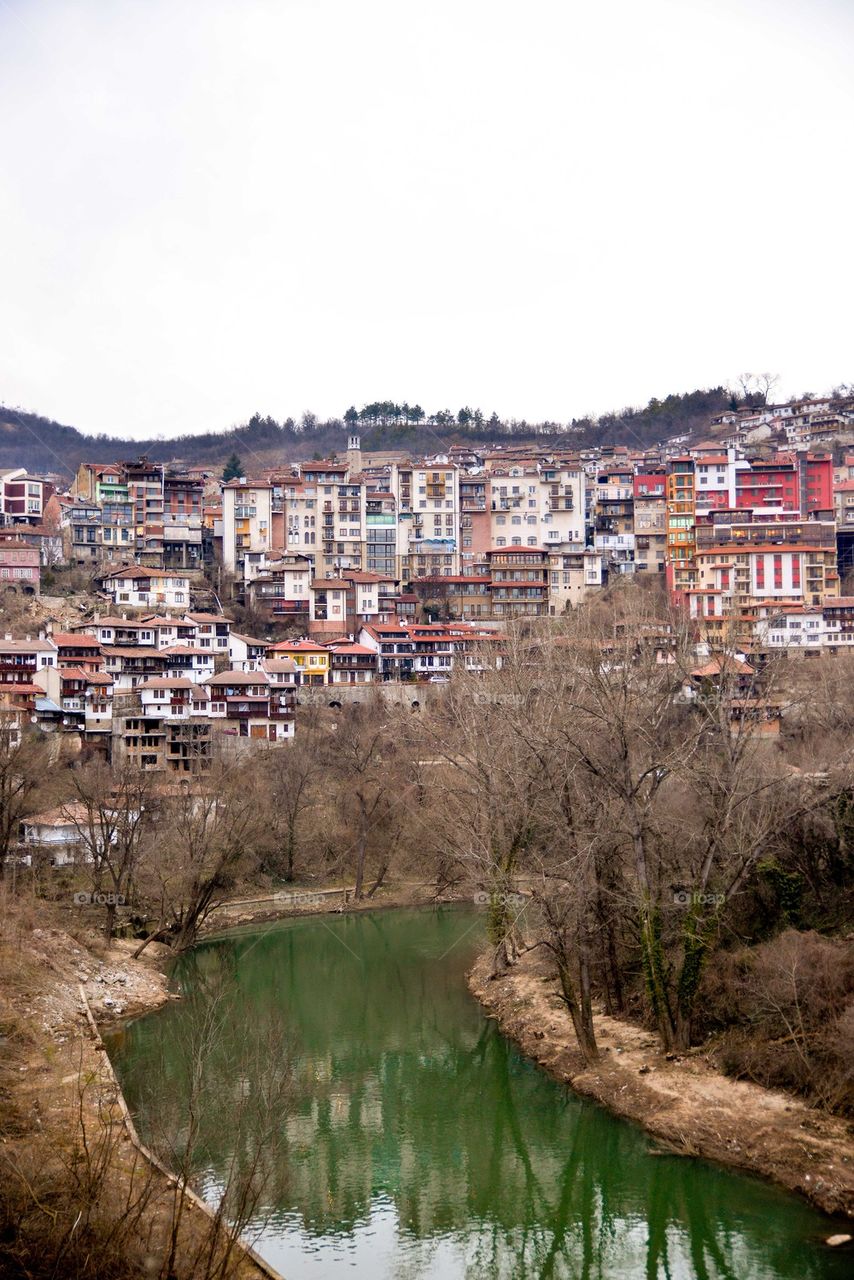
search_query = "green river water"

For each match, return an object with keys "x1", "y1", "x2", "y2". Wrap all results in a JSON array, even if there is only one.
[{"x1": 106, "y1": 907, "x2": 850, "y2": 1279}]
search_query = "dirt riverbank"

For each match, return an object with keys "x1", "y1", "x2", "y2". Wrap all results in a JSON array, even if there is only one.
[
  {"x1": 3, "y1": 879, "x2": 452, "y2": 1276},
  {"x1": 3, "y1": 920, "x2": 281, "y2": 1279},
  {"x1": 468, "y1": 946, "x2": 854, "y2": 1222}
]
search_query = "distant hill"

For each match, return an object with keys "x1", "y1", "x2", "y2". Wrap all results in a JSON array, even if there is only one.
[{"x1": 0, "y1": 387, "x2": 737, "y2": 478}]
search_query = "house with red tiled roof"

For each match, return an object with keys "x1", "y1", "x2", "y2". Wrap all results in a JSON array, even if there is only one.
[
  {"x1": 50, "y1": 632, "x2": 105, "y2": 673},
  {"x1": 325, "y1": 641, "x2": 378, "y2": 684},
  {"x1": 266, "y1": 639, "x2": 329, "y2": 685}
]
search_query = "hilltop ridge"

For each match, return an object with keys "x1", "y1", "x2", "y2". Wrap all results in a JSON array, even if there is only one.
[{"x1": 0, "y1": 387, "x2": 735, "y2": 476}]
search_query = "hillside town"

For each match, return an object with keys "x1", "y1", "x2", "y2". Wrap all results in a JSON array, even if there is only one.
[{"x1": 1, "y1": 395, "x2": 853, "y2": 784}]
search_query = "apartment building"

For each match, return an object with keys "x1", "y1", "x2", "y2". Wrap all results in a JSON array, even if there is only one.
[
  {"x1": 665, "y1": 458, "x2": 697, "y2": 601},
  {"x1": 308, "y1": 570, "x2": 399, "y2": 640},
  {"x1": 686, "y1": 511, "x2": 839, "y2": 640},
  {"x1": 486, "y1": 548, "x2": 550, "y2": 618},
  {"x1": 299, "y1": 462, "x2": 365, "y2": 578},
  {"x1": 390, "y1": 462, "x2": 460, "y2": 579},
  {"x1": 244, "y1": 552, "x2": 313, "y2": 622},
  {"x1": 221, "y1": 479, "x2": 274, "y2": 576},
  {"x1": 0, "y1": 469, "x2": 49, "y2": 525},
  {"x1": 162, "y1": 472, "x2": 204, "y2": 569}
]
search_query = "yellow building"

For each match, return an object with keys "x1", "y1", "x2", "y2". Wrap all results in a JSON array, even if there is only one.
[{"x1": 267, "y1": 639, "x2": 330, "y2": 685}]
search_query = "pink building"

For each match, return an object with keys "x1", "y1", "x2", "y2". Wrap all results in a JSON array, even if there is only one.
[{"x1": 0, "y1": 542, "x2": 40, "y2": 594}]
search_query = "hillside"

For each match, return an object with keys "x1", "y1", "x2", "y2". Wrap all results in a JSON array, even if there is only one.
[{"x1": 0, "y1": 387, "x2": 735, "y2": 476}]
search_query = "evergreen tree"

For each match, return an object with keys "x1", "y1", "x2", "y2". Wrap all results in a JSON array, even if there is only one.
[{"x1": 222, "y1": 451, "x2": 243, "y2": 481}]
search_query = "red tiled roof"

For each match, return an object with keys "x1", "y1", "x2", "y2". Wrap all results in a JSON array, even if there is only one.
[
  {"x1": 269, "y1": 639, "x2": 328, "y2": 652},
  {"x1": 52, "y1": 633, "x2": 103, "y2": 647}
]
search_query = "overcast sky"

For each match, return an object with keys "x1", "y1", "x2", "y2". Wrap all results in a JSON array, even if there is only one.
[{"x1": 1, "y1": 0, "x2": 852, "y2": 439}]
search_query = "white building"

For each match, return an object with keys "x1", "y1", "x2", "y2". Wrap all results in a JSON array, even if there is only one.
[
  {"x1": 221, "y1": 479, "x2": 274, "y2": 576},
  {"x1": 19, "y1": 802, "x2": 113, "y2": 867},
  {"x1": 137, "y1": 677, "x2": 210, "y2": 720},
  {"x1": 390, "y1": 462, "x2": 460, "y2": 579},
  {"x1": 99, "y1": 567, "x2": 190, "y2": 610}
]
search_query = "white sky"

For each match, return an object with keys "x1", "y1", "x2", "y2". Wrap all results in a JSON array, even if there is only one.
[{"x1": 1, "y1": 0, "x2": 852, "y2": 439}]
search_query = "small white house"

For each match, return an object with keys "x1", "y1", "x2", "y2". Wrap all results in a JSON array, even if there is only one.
[
  {"x1": 99, "y1": 566, "x2": 190, "y2": 609},
  {"x1": 19, "y1": 802, "x2": 113, "y2": 867},
  {"x1": 137, "y1": 677, "x2": 209, "y2": 719}
]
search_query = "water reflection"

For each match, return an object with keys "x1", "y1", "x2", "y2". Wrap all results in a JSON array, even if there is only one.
[{"x1": 108, "y1": 909, "x2": 846, "y2": 1279}]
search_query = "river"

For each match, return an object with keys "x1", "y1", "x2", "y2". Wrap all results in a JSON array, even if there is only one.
[{"x1": 106, "y1": 907, "x2": 848, "y2": 1279}]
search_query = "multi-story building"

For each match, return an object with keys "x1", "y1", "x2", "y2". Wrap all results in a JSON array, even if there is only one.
[
  {"x1": 0, "y1": 541, "x2": 40, "y2": 594},
  {"x1": 300, "y1": 462, "x2": 365, "y2": 578},
  {"x1": 204, "y1": 669, "x2": 295, "y2": 742},
  {"x1": 633, "y1": 467, "x2": 667, "y2": 573},
  {"x1": 266, "y1": 639, "x2": 330, "y2": 685},
  {"x1": 358, "y1": 620, "x2": 502, "y2": 679},
  {"x1": 687, "y1": 511, "x2": 839, "y2": 640},
  {"x1": 0, "y1": 469, "x2": 49, "y2": 526},
  {"x1": 365, "y1": 488, "x2": 397, "y2": 577},
  {"x1": 125, "y1": 457, "x2": 165, "y2": 565},
  {"x1": 282, "y1": 477, "x2": 318, "y2": 565},
  {"x1": 184, "y1": 612, "x2": 232, "y2": 655},
  {"x1": 487, "y1": 463, "x2": 584, "y2": 556},
  {"x1": 665, "y1": 458, "x2": 696, "y2": 602},
  {"x1": 546, "y1": 549, "x2": 605, "y2": 612},
  {"x1": 325, "y1": 641, "x2": 378, "y2": 684},
  {"x1": 486, "y1": 547, "x2": 549, "y2": 618},
  {"x1": 221, "y1": 479, "x2": 274, "y2": 577},
  {"x1": 459, "y1": 475, "x2": 489, "y2": 575},
  {"x1": 754, "y1": 597, "x2": 854, "y2": 652},
  {"x1": 244, "y1": 552, "x2": 313, "y2": 622},
  {"x1": 308, "y1": 570, "x2": 399, "y2": 640},
  {"x1": 98, "y1": 566, "x2": 191, "y2": 610},
  {"x1": 162, "y1": 472, "x2": 204, "y2": 569},
  {"x1": 390, "y1": 462, "x2": 460, "y2": 581},
  {"x1": 114, "y1": 688, "x2": 213, "y2": 773}
]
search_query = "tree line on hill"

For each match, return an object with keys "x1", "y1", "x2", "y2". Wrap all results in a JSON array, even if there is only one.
[{"x1": 0, "y1": 385, "x2": 746, "y2": 476}]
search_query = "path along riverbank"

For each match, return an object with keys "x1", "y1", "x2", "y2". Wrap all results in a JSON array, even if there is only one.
[{"x1": 468, "y1": 945, "x2": 854, "y2": 1222}]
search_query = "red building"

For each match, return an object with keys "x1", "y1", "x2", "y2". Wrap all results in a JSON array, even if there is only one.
[{"x1": 734, "y1": 453, "x2": 833, "y2": 515}]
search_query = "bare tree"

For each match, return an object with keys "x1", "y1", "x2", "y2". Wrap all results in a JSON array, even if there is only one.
[
  {"x1": 69, "y1": 761, "x2": 154, "y2": 941},
  {"x1": 257, "y1": 713, "x2": 321, "y2": 883},
  {"x1": 326, "y1": 702, "x2": 409, "y2": 900},
  {"x1": 0, "y1": 725, "x2": 53, "y2": 881},
  {"x1": 135, "y1": 763, "x2": 265, "y2": 954}
]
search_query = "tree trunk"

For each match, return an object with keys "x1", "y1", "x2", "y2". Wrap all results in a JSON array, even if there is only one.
[
  {"x1": 639, "y1": 903, "x2": 676, "y2": 1052},
  {"x1": 353, "y1": 830, "x2": 367, "y2": 901},
  {"x1": 557, "y1": 959, "x2": 598, "y2": 1063},
  {"x1": 103, "y1": 901, "x2": 116, "y2": 943},
  {"x1": 367, "y1": 860, "x2": 389, "y2": 898},
  {"x1": 285, "y1": 823, "x2": 296, "y2": 882}
]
